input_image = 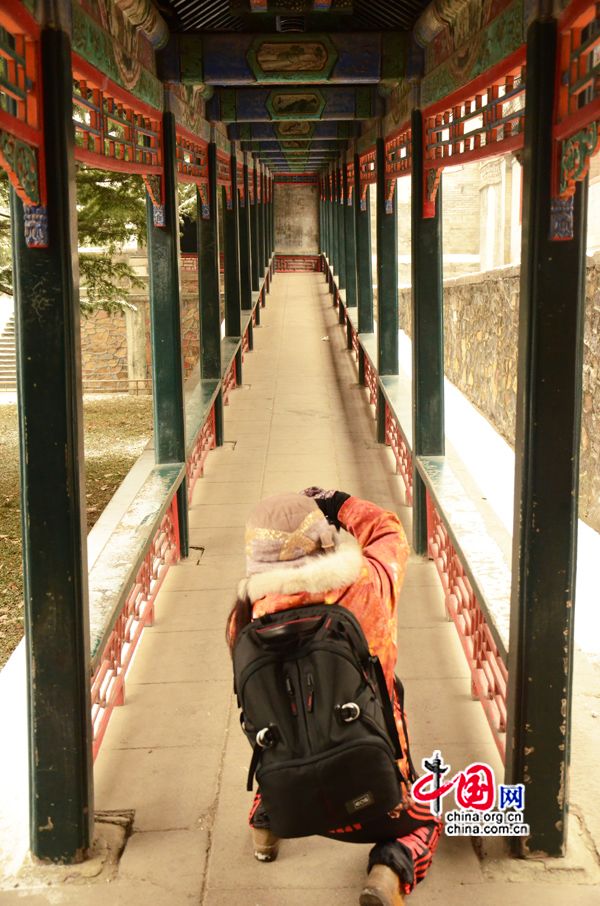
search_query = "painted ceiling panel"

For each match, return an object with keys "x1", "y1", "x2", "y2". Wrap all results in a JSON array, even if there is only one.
[{"x1": 162, "y1": 0, "x2": 429, "y2": 31}]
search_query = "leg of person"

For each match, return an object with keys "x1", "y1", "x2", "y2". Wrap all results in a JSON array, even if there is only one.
[
  {"x1": 363, "y1": 806, "x2": 443, "y2": 904},
  {"x1": 249, "y1": 790, "x2": 281, "y2": 862}
]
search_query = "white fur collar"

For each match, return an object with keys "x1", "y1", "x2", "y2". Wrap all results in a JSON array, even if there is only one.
[{"x1": 238, "y1": 532, "x2": 364, "y2": 603}]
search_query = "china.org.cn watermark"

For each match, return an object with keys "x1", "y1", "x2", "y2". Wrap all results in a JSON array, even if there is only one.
[{"x1": 411, "y1": 750, "x2": 530, "y2": 837}]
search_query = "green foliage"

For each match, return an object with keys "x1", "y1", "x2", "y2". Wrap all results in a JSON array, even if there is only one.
[
  {"x1": 79, "y1": 253, "x2": 144, "y2": 317},
  {"x1": 76, "y1": 168, "x2": 147, "y2": 250},
  {"x1": 178, "y1": 182, "x2": 197, "y2": 221},
  {"x1": 0, "y1": 168, "x2": 201, "y2": 314},
  {"x1": 0, "y1": 168, "x2": 148, "y2": 313}
]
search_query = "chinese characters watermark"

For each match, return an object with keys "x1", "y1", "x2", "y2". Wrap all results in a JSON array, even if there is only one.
[{"x1": 412, "y1": 750, "x2": 530, "y2": 837}]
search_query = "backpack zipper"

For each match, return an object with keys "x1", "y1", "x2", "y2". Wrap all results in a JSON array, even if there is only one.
[
  {"x1": 285, "y1": 673, "x2": 298, "y2": 717},
  {"x1": 296, "y1": 662, "x2": 313, "y2": 753}
]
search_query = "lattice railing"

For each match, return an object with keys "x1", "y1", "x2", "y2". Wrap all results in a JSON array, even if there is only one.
[
  {"x1": 187, "y1": 406, "x2": 217, "y2": 501},
  {"x1": 363, "y1": 353, "x2": 377, "y2": 407},
  {"x1": 274, "y1": 254, "x2": 322, "y2": 272},
  {"x1": 222, "y1": 357, "x2": 237, "y2": 404},
  {"x1": 423, "y1": 49, "x2": 526, "y2": 217},
  {"x1": 0, "y1": 2, "x2": 47, "y2": 247},
  {"x1": 91, "y1": 494, "x2": 180, "y2": 759},
  {"x1": 426, "y1": 493, "x2": 508, "y2": 761},
  {"x1": 384, "y1": 403, "x2": 413, "y2": 505},
  {"x1": 552, "y1": 1, "x2": 600, "y2": 239}
]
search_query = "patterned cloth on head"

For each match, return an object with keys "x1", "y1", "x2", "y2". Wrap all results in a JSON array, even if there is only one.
[{"x1": 244, "y1": 492, "x2": 338, "y2": 576}]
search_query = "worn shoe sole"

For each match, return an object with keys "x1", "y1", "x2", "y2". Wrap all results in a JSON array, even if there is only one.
[
  {"x1": 359, "y1": 890, "x2": 390, "y2": 906},
  {"x1": 253, "y1": 841, "x2": 280, "y2": 863}
]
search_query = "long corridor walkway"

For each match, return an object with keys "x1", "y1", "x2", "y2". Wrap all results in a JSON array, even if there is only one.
[{"x1": 6, "y1": 274, "x2": 599, "y2": 904}]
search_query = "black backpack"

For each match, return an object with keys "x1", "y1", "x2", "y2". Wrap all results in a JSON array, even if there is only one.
[{"x1": 233, "y1": 603, "x2": 411, "y2": 838}]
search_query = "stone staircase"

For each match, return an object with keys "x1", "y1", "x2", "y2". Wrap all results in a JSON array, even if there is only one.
[{"x1": 0, "y1": 315, "x2": 16, "y2": 391}]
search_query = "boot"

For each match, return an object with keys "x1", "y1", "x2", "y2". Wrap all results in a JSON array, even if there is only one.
[
  {"x1": 252, "y1": 826, "x2": 280, "y2": 862},
  {"x1": 359, "y1": 864, "x2": 405, "y2": 906}
]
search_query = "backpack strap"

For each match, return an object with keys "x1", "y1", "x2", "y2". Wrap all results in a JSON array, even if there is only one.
[
  {"x1": 370, "y1": 656, "x2": 404, "y2": 767},
  {"x1": 246, "y1": 725, "x2": 278, "y2": 791}
]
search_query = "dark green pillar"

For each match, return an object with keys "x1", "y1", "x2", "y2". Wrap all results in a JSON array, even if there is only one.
[
  {"x1": 250, "y1": 161, "x2": 260, "y2": 292},
  {"x1": 336, "y1": 160, "x2": 347, "y2": 289},
  {"x1": 343, "y1": 151, "x2": 358, "y2": 309},
  {"x1": 327, "y1": 168, "x2": 337, "y2": 272},
  {"x1": 240, "y1": 153, "x2": 253, "y2": 316},
  {"x1": 146, "y1": 109, "x2": 189, "y2": 557},
  {"x1": 355, "y1": 153, "x2": 374, "y2": 335},
  {"x1": 198, "y1": 139, "x2": 224, "y2": 444},
  {"x1": 319, "y1": 178, "x2": 326, "y2": 257},
  {"x1": 256, "y1": 161, "x2": 264, "y2": 279},
  {"x1": 223, "y1": 149, "x2": 242, "y2": 382},
  {"x1": 270, "y1": 173, "x2": 275, "y2": 259},
  {"x1": 331, "y1": 166, "x2": 339, "y2": 284},
  {"x1": 411, "y1": 111, "x2": 444, "y2": 554},
  {"x1": 261, "y1": 165, "x2": 268, "y2": 270},
  {"x1": 506, "y1": 17, "x2": 587, "y2": 858},
  {"x1": 376, "y1": 136, "x2": 398, "y2": 379},
  {"x1": 11, "y1": 23, "x2": 93, "y2": 863},
  {"x1": 266, "y1": 171, "x2": 273, "y2": 261}
]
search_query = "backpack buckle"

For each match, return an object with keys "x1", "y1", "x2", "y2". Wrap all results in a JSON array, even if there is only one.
[
  {"x1": 256, "y1": 726, "x2": 277, "y2": 749},
  {"x1": 336, "y1": 702, "x2": 361, "y2": 723}
]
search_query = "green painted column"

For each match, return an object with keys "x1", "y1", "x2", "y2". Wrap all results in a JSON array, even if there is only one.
[
  {"x1": 336, "y1": 160, "x2": 347, "y2": 289},
  {"x1": 320, "y1": 177, "x2": 327, "y2": 258},
  {"x1": 267, "y1": 171, "x2": 273, "y2": 261},
  {"x1": 331, "y1": 165, "x2": 339, "y2": 285},
  {"x1": 506, "y1": 17, "x2": 587, "y2": 858},
  {"x1": 261, "y1": 165, "x2": 268, "y2": 271},
  {"x1": 257, "y1": 162, "x2": 266, "y2": 278},
  {"x1": 10, "y1": 22, "x2": 93, "y2": 863},
  {"x1": 328, "y1": 170, "x2": 335, "y2": 271},
  {"x1": 223, "y1": 149, "x2": 243, "y2": 383},
  {"x1": 240, "y1": 153, "x2": 253, "y2": 312},
  {"x1": 411, "y1": 111, "x2": 444, "y2": 555},
  {"x1": 271, "y1": 173, "x2": 275, "y2": 259},
  {"x1": 250, "y1": 161, "x2": 260, "y2": 293},
  {"x1": 343, "y1": 150, "x2": 358, "y2": 309},
  {"x1": 376, "y1": 135, "x2": 398, "y2": 380},
  {"x1": 197, "y1": 139, "x2": 224, "y2": 444},
  {"x1": 355, "y1": 153, "x2": 374, "y2": 335},
  {"x1": 146, "y1": 109, "x2": 189, "y2": 557}
]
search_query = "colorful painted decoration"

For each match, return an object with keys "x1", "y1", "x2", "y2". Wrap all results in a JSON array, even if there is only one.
[
  {"x1": 267, "y1": 90, "x2": 326, "y2": 118},
  {"x1": 183, "y1": 31, "x2": 385, "y2": 86}
]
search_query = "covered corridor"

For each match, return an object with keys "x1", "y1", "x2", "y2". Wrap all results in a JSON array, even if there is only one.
[
  {"x1": 2, "y1": 0, "x2": 600, "y2": 901},
  {"x1": 2, "y1": 272, "x2": 599, "y2": 903}
]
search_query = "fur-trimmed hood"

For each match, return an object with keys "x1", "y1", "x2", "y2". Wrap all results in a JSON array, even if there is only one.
[{"x1": 237, "y1": 531, "x2": 364, "y2": 603}]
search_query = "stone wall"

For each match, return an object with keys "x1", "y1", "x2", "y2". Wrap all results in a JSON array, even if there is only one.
[
  {"x1": 274, "y1": 184, "x2": 319, "y2": 254},
  {"x1": 398, "y1": 255, "x2": 600, "y2": 532},
  {"x1": 81, "y1": 266, "x2": 201, "y2": 392},
  {"x1": 81, "y1": 309, "x2": 129, "y2": 390}
]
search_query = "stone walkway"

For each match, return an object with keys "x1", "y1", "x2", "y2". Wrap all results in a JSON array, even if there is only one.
[{"x1": 1, "y1": 273, "x2": 599, "y2": 904}]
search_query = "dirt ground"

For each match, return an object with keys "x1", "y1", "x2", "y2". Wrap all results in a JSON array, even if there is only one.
[{"x1": 0, "y1": 394, "x2": 152, "y2": 669}]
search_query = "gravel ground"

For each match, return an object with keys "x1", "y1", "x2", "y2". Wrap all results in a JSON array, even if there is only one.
[{"x1": 0, "y1": 394, "x2": 152, "y2": 669}]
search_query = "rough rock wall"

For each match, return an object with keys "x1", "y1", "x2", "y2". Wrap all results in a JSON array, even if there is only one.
[
  {"x1": 81, "y1": 291, "x2": 200, "y2": 393},
  {"x1": 81, "y1": 309, "x2": 128, "y2": 390},
  {"x1": 398, "y1": 255, "x2": 600, "y2": 531}
]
